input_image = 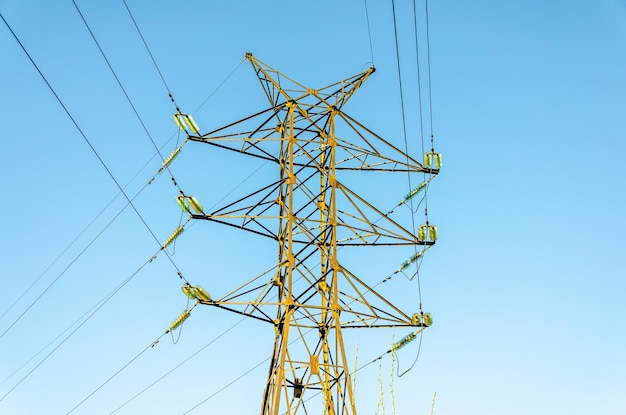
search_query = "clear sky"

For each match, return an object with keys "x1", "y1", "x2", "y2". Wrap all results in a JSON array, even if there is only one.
[{"x1": 1, "y1": 1, "x2": 625, "y2": 414}]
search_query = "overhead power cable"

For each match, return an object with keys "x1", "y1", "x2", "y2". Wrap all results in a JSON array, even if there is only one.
[
  {"x1": 0, "y1": 213, "x2": 191, "y2": 403},
  {"x1": 120, "y1": 0, "x2": 247, "y2": 137},
  {"x1": 0, "y1": 254, "x2": 155, "y2": 404},
  {"x1": 363, "y1": 0, "x2": 376, "y2": 66},
  {"x1": 1, "y1": 55, "x2": 243, "y2": 327},
  {"x1": 108, "y1": 316, "x2": 248, "y2": 414},
  {"x1": 0, "y1": 9, "x2": 177, "y2": 265},
  {"x1": 183, "y1": 357, "x2": 269, "y2": 414},
  {"x1": 0, "y1": 181, "x2": 147, "y2": 341},
  {"x1": 0, "y1": 7, "x2": 247, "y2": 407},
  {"x1": 413, "y1": 0, "x2": 436, "y2": 228},
  {"x1": 390, "y1": 0, "x2": 423, "y2": 311},
  {"x1": 121, "y1": 0, "x2": 183, "y2": 113},
  {"x1": 412, "y1": 0, "x2": 427, "y2": 159},
  {"x1": 0, "y1": 180, "x2": 157, "y2": 381},
  {"x1": 0, "y1": 169, "x2": 144, "y2": 323},
  {"x1": 121, "y1": 0, "x2": 172, "y2": 99},
  {"x1": 70, "y1": 0, "x2": 182, "y2": 190},
  {"x1": 66, "y1": 302, "x2": 199, "y2": 414},
  {"x1": 410, "y1": 0, "x2": 429, "y2": 315},
  {"x1": 193, "y1": 58, "x2": 245, "y2": 116},
  {"x1": 1, "y1": 24, "x2": 243, "y2": 388},
  {"x1": 0, "y1": 264, "x2": 141, "y2": 388},
  {"x1": 0, "y1": 9, "x2": 187, "y2": 342},
  {"x1": 425, "y1": 0, "x2": 435, "y2": 141}
]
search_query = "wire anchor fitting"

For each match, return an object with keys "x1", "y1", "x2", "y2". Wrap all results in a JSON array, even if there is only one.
[
  {"x1": 157, "y1": 146, "x2": 182, "y2": 174},
  {"x1": 391, "y1": 331, "x2": 419, "y2": 352},
  {"x1": 398, "y1": 247, "x2": 430, "y2": 272},
  {"x1": 161, "y1": 226, "x2": 184, "y2": 249},
  {"x1": 402, "y1": 181, "x2": 428, "y2": 204},
  {"x1": 168, "y1": 310, "x2": 191, "y2": 332}
]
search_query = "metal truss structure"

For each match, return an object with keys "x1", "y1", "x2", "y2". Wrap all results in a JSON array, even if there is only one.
[{"x1": 175, "y1": 53, "x2": 439, "y2": 415}]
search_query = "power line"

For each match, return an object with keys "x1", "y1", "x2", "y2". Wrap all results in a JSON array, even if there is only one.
[
  {"x1": 66, "y1": 315, "x2": 178, "y2": 414},
  {"x1": 3, "y1": 7, "x2": 377, "y2": 413},
  {"x1": 120, "y1": 0, "x2": 247, "y2": 144},
  {"x1": 192, "y1": 58, "x2": 245, "y2": 116},
  {"x1": 410, "y1": 0, "x2": 429, "y2": 314},
  {"x1": 0, "y1": 18, "x2": 246, "y2": 391},
  {"x1": 0, "y1": 269, "x2": 135, "y2": 388},
  {"x1": 121, "y1": 0, "x2": 171, "y2": 97},
  {"x1": 0, "y1": 10, "x2": 174, "y2": 267},
  {"x1": 412, "y1": 0, "x2": 436, "y2": 230},
  {"x1": 108, "y1": 316, "x2": 247, "y2": 414},
  {"x1": 183, "y1": 356, "x2": 269, "y2": 414},
  {"x1": 1, "y1": 56, "x2": 244, "y2": 327},
  {"x1": 0, "y1": 181, "x2": 156, "y2": 386},
  {"x1": 0, "y1": 146, "x2": 166, "y2": 336},
  {"x1": 0, "y1": 7, "x2": 189, "y2": 348},
  {"x1": 0, "y1": 255, "x2": 154, "y2": 403},
  {"x1": 67, "y1": 300, "x2": 203, "y2": 414},
  {"x1": 120, "y1": 0, "x2": 182, "y2": 113},
  {"x1": 364, "y1": 0, "x2": 376, "y2": 66},
  {"x1": 0, "y1": 175, "x2": 131, "y2": 324},
  {"x1": 0, "y1": 183, "x2": 145, "y2": 341},
  {"x1": 412, "y1": 0, "x2": 427, "y2": 159},
  {"x1": 390, "y1": 0, "x2": 423, "y2": 311},
  {"x1": 70, "y1": 0, "x2": 180, "y2": 184},
  {"x1": 425, "y1": 0, "x2": 435, "y2": 142}
]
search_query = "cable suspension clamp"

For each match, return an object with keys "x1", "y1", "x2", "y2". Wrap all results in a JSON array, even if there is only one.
[
  {"x1": 173, "y1": 112, "x2": 200, "y2": 135},
  {"x1": 176, "y1": 195, "x2": 204, "y2": 214},
  {"x1": 423, "y1": 151, "x2": 442, "y2": 169}
]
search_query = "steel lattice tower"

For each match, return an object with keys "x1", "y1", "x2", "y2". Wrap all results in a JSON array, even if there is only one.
[{"x1": 177, "y1": 54, "x2": 438, "y2": 415}]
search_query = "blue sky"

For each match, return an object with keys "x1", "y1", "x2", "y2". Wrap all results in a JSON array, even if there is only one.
[{"x1": 1, "y1": 1, "x2": 625, "y2": 414}]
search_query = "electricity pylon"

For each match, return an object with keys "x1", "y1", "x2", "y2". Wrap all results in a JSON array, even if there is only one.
[{"x1": 175, "y1": 53, "x2": 439, "y2": 415}]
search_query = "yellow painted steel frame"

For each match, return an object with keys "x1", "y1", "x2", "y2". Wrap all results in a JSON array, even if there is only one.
[{"x1": 185, "y1": 54, "x2": 438, "y2": 415}]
